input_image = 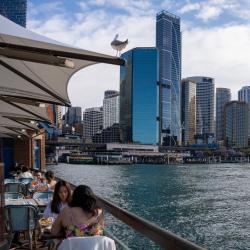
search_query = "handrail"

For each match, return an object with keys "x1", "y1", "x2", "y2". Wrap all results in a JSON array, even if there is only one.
[{"x1": 57, "y1": 177, "x2": 205, "y2": 250}]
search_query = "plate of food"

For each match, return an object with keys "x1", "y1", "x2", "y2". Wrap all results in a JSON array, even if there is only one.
[{"x1": 39, "y1": 217, "x2": 54, "y2": 227}]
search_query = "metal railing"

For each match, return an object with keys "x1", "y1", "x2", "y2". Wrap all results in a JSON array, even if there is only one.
[{"x1": 59, "y1": 178, "x2": 205, "y2": 250}]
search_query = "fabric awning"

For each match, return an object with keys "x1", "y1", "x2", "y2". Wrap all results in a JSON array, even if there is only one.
[{"x1": 0, "y1": 15, "x2": 125, "y2": 106}]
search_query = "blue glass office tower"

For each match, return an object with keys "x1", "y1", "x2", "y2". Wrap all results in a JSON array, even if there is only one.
[
  {"x1": 156, "y1": 11, "x2": 181, "y2": 145},
  {"x1": 0, "y1": 0, "x2": 27, "y2": 27},
  {"x1": 120, "y1": 48, "x2": 159, "y2": 144}
]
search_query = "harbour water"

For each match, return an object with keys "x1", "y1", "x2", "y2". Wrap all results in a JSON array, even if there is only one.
[{"x1": 48, "y1": 163, "x2": 250, "y2": 249}]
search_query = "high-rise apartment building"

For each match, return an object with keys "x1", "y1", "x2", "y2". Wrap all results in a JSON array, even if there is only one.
[
  {"x1": 103, "y1": 90, "x2": 119, "y2": 129},
  {"x1": 0, "y1": 0, "x2": 27, "y2": 27},
  {"x1": 120, "y1": 47, "x2": 159, "y2": 144},
  {"x1": 216, "y1": 88, "x2": 231, "y2": 141},
  {"x1": 224, "y1": 101, "x2": 248, "y2": 148},
  {"x1": 238, "y1": 86, "x2": 250, "y2": 138},
  {"x1": 65, "y1": 107, "x2": 82, "y2": 126},
  {"x1": 156, "y1": 10, "x2": 181, "y2": 145},
  {"x1": 181, "y1": 79, "x2": 196, "y2": 145},
  {"x1": 186, "y1": 77, "x2": 215, "y2": 135},
  {"x1": 83, "y1": 107, "x2": 103, "y2": 141}
]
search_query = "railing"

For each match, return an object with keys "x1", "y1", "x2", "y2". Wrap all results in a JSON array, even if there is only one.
[{"x1": 58, "y1": 177, "x2": 205, "y2": 250}]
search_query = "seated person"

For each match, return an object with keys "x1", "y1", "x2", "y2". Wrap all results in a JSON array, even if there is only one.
[
  {"x1": 43, "y1": 180, "x2": 72, "y2": 220},
  {"x1": 34, "y1": 171, "x2": 57, "y2": 192},
  {"x1": 30, "y1": 170, "x2": 44, "y2": 189},
  {"x1": 19, "y1": 166, "x2": 33, "y2": 178},
  {"x1": 51, "y1": 185, "x2": 104, "y2": 238}
]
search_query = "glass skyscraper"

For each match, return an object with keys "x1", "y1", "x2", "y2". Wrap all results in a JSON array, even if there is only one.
[
  {"x1": 187, "y1": 76, "x2": 215, "y2": 135},
  {"x1": 238, "y1": 86, "x2": 250, "y2": 138},
  {"x1": 224, "y1": 101, "x2": 248, "y2": 148},
  {"x1": 120, "y1": 47, "x2": 159, "y2": 144},
  {"x1": 156, "y1": 11, "x2": 181, "y2": 145},
  {"x1": 0, "y1": 0, "x2": 27, "y2": 27},
  {"x1": 216, "y1": 88, "x2": 231, "y2": 141}
]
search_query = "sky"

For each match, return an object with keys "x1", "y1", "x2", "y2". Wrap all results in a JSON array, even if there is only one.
[{"x1": 27, "y1": 0, "x2": 250, "y2": 109}]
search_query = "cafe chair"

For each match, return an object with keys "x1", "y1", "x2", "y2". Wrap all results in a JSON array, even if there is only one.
[
  {"x1": 58, "y1": 236, "x2": 116, "y2": 250},
  {"x1": 19, "y1": 178, "x2": 34, "y2": 195},
  {"x1": 4, "y1": 192, "x2": 24, "y2": 200},
  {"x1": 4, "y1": 183, "x2": 24, "y2": 193},
  {"x1": 4, "y1": 178, "x2": 18, "y2": 184},
  {"x1": 4, "y1": 204, "x2": 39, "y2": 250}
]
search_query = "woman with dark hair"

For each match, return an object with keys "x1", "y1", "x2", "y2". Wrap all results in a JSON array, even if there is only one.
[
  {"x1": 43, "y1": 180, "x2": 72, "y2": 219},
  {"x1": 51, "y1": 185, "x2": 104, "y2": 237}
]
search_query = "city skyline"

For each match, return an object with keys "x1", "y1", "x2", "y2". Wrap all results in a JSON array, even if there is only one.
[{"x1": 27, "y1": 0, "x2": 250, "y2": 109}]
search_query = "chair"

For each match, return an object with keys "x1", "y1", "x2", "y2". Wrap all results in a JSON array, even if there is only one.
[
  {"x1": 4, "y1": 192, "x2": 24, "y2": 200},
  {"x1": 32, "y1": 191, "x2": 53, "y2": 200},
  {"x1": 58, "y1": 236, "x2": 116, "y2": 250},
  {"x1": 4, "y1": 204, "x2": 39, "y2": 250},
  {"x1": 19, "y1": 178, "x2": 33, "y2": 196},
  {"x1": 4, "y1": 183, "x2": 24, "y2": 193},
  {"x1": 4, "y1": 178, "x2": 17, "y2": 184}
]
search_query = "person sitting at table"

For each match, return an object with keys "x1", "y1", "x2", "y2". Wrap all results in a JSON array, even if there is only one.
[
  {"x1": 43, "y1": 180, "x2": 72, "y2": 220},
  {"x1": 34, "y1": 171, "x2": 57, "y2": 192},
  {"x1": 19, "y1": 166, "x2": 33, "y2": 178},
  {"x1": 30, "y1": 170, "x2": 44, "y2": 189},
  {"x1": 51, "y1": 185, "x2": 104, "y2": 238}
]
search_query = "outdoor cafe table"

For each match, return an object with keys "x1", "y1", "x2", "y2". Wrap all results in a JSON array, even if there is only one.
[{"x1": 5, "y1": 198, "x2": 50, "y2": 208}]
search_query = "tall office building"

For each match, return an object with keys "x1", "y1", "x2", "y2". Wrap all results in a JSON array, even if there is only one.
[
  {"x1": 181, "y1": 79, "x2": 196, "y2": 145},
  {"x1": 224, "y1": 101, "x2": 248, "y2": 148},
  {"x1": 238, "y1": 86, "x2": 250, "y2": 138},
  {"x1": 216, "y1": 88, "x2": 231, "y2": 141},
  {"x1": 83, "y1": 107, "x2": 103, "y2": 141},
  {"x1": 156, "y1": 10, "x2": 181, "y2": 145},
  {"x1": 0, "y1": 0, "x2": 27, "y2": 27},
  {"x1": 120, "y1": 47, "x2": 159, "y2": 144},
  {"x1": 103, "y1": 90, "x2": 119, "y2": 129},
  {"x1": 65, "y1": 107, "x2": 82, "y2": 125},
  {"x1": 186, "y1": 77, "x2": 215, "y2": 135}
]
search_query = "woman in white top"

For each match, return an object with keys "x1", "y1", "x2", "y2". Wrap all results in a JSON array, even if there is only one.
[{"x1": 44, "y1": 180, "x2": 72, "y2": 219}]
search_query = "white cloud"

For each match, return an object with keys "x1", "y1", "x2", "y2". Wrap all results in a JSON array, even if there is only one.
[
  {"x1": 196, "y1": 5, "x2": 222, "y2": 21},
  {"x1": 183, "y1": 24, "x2": 250, "y2": 99},
  {"x1": 27, "y1": 0, "x2": 250, "y2": 108},
  {"x1": 178, "y1": 3, "x2": 200, "y2": 14}
]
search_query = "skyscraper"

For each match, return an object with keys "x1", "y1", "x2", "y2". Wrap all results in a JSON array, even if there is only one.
[
  {"x1": 224, "y1": 101, "x2": 248, "y2": 148},
  {"x1": 120, "y1": 47, "x2": 159, "y2": 144},
  {"x1": 83, "y1": 107, "x2": 103, "y2": 141},
  {"x1": 65, "y1": 107, "x2": 82, "y2": 126},
  {"x1": 181, "y1": 79, "x2": 196, "y2": 145},
  {"x1": 238, "y1": 86, "x2": 250, "y2": 138},
  {"x1": 103, "y1": 90, "x2": 119, "y2": 129},
  {"x1": 216, "y1": 88, "x2": 231, "y2": 141},
  {"x1": 0, "y1": 0, "x2": 27, "y2": 27},
  {"x1": 156, "y1": 10, "x2": 181, "y2": 145},
  {"x1": 187, "y1": 76, "x2": 215, "y2": 135}
]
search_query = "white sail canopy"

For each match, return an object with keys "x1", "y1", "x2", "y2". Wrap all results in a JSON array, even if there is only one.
[{"x1": 0, "y1": 15, "x2": 124, "y2": 106}]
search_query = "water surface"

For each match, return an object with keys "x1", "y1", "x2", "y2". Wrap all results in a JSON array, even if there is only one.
[{"x1": 48, "y1": 163, "x2": 250, "y2": 249}]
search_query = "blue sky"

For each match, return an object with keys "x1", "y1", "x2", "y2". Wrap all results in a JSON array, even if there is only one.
[{"x1": 27, "y1": 0, "x2": 250, "y2": 108}]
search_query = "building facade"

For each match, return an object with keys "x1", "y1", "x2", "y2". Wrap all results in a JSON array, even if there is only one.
[
  {"x1": 238, "y1": 86, "x2": 250, "y2": 138},
  {"x1": 103, "y1": 90, "x2": 119, "y2": 129},
  {"x1": 0, "y1": 0, "x2": 27, "y2": 27},
  {"x1": 181, "y1": 79, "x2": 196, "y2": 145},
  {"x1": 216, "y1": 88, "x2": 231, "y2": 141},
  {"x1": 65, "y1": 107, "x2": 82, "y2": 126},
  {"x1": 156, "y1": 10, "x2": 181, "y2": 145},
  {"x1": 83, "y1": 107, "x2": 103, "y2": 141},
  {"x1": 187, "y1": 76, "x2": 215, "y2": 135},
  {"x1": 224, "y1": 101, "x2": 248, "y2": 148},
  {"x1": 120, "y1": 47, "x2": 159, "y2": 144},
  {"x1": 92, "y1": 123, "x2": 120, "y2": 143}
]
